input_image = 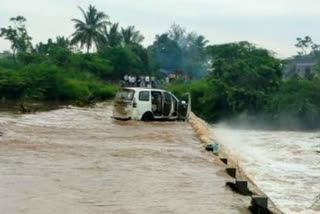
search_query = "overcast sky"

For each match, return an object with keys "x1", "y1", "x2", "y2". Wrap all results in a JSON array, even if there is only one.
[{"x1": 1, "y1": 0, "x2": 320, "y2": 58}]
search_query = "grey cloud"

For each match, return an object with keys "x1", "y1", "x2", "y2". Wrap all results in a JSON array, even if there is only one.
[{"x1": 1, "y1": 0, "x2": 320, "y2": 57}]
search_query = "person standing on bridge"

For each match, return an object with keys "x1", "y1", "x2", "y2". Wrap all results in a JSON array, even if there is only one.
[
  {"x1": 145, "y1": 75, "x2": 150, "y2": 88},
  {"x1": 124, "y1": 75, "x2": 129, "y2": 86}
]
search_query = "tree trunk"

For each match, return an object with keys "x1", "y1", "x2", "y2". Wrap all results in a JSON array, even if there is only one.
[{"x1": 12, "y1": 49, "x2": 16, "y2": 64}]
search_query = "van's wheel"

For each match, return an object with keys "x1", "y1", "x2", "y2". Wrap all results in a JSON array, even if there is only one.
[{"x1": 141, "y1": 112, "x2": 153, "y2": 122}]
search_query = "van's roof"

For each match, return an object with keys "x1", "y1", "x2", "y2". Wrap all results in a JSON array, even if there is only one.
[{"x1": 122, "y1": 87, "x2": 168, "y2": 93}]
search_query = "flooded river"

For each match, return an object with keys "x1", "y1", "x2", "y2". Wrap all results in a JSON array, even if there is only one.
[
  {"x1": 0, "y1": 103, "x2": 250, "y2": 214},
  {"x1": 211, "y1": 125, "x2": 320, "y2": 214}
]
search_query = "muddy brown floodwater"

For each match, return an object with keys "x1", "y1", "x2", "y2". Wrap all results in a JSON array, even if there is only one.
[{"x1": 0, "y1": 103, "x2": 250, "y2": 214}]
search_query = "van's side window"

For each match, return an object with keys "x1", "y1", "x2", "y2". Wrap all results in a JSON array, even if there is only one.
[{"x1": 139, "y1": 91, "x2": 150, "y2": 101}]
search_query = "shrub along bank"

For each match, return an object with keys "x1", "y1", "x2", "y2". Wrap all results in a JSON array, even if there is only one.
[
  {"x1": 168, "y1": 78, "x2": 320, "y2": 130},
  {"x1": 0, "y1": 53, "x2": 118, "y2": 102},
  {"x1": 168, "y1": 42, "x2": 320, "y2": 130}
]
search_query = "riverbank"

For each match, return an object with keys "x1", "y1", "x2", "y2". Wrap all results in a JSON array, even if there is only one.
[
  {"x1": 167, "y1": 79, "x2": 320, "y2": 130},
  {"x1": 189, "y1": 113, "x2": 284, "y2": 214},
  {"x1": 0, "y1": 97, "x2": 114, "y2": 114}
]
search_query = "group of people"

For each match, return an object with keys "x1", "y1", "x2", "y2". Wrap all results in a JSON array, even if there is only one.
[
  {"x1": 166, "y1": 73, "x2": 189, "y2": 85},
  {"x1": 122, "y1": 72, "x2": 190, "y2": 89},
  {"x1": 123, "y1": 75, "x2": 158, "y2": 88}
]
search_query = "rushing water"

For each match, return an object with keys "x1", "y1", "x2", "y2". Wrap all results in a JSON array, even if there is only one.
[
  {"x1": 211, "y1": 125, "x2": 320, "y2": 214},
  {"x1": 0, "y1": 103, "x2": 250, "y2": 214}
]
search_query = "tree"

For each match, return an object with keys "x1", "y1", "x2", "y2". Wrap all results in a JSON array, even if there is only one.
[
  {"x1": 121, "y1": 26, "x2": 144, "y2": 46},
  {"x1": 295, "y1": 36, "x2": 314, "y2": 55},
  {"x1": 207, "y1": 41, "x2": 283, "y2": 113},
  {"x1": 36, "y1": 36, "x2": 71, "y2": 54},
  {"x1": 149, "y1": 33, "x2": 182, "y2": 72},
  {"x1": 56, "y1": 36, "x2": 71, "y2": 49},
  {"x1": 100, "y1": 23, "x2": 122, "y2": 48},
  {"x1": 0, "y1": 16, "x2": 32, "y2": 63},
  {"x1": 149, "y1": 24, "x2": 209, "y2": 78},
  {"x1": 105, "y1": 46, "x2": 141, "y2": 78},
  {"x1": 168, "y1": 23, "x2": 186, "y2": 42},
  {"x1": 71, "y1": 5, "x2": 110, "y2": 53}
]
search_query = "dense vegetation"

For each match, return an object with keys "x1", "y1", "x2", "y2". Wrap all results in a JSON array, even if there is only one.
[
  {"x1": 1, "y1": 5, "x2": 320, "y2": 129},
  {"x1": 0, "y1": 5, "x2": 156, "y2": 102},
  {"x1": 168, "y1": 41, "x2": 320, "y2": 130}
]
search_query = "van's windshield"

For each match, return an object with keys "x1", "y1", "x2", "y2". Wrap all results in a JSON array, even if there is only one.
[{"x1": 115, "y1": 89, "x2": 135, "y2": 101}]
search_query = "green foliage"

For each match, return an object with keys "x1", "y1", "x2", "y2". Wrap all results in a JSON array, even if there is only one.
[
  {"x1": 99, "y1": 46, "x2": 147, "y2": 78},
  {"x1": 88, "y1": 81, "x2": 117, "y2": 99},
  {"x1": 2, "y1": 6, "x2": 320, "y2": 130},
  {"x1": 0, "y1": 55, "x2": 117, "y2": 101},
  {"x1": 18, "y1": 52, "x2": 46, "y2": 65},
  {"x1": 149, "y1": 24, "x2": 209, "y2": 78},
  {"x1": 295, "y1": 36, "x2": 320, "y2": 55},
  {"x1": 0, "y1": 67, "x2": 26, "y2": 98},
  {"x1": 71, "y1": 5, "x2": 110, "y2": 52},
  {"x1": 36, "y1": 37, "x2": 72, "y2": 54},
  {"x1": 121, "y1": 26, "x2": 144, "y2": 46},
  {"x1": 207, "y1": 42, "x2": 283, "y2": 114},
  {"x1": 265, "y1": 79, "x2": 320, "y2": 129},
  {"x1": 85, "y1": 55, "x2": 113, "y2": 79},
  {"x1": 0, "y1": 56, "x2": 20, "y2": 69},
  {"x1": 149, "y1": 33, "x2": 182, "y2": 72},
  {"x1": 0, "y1": 7, "x2": 149, "y2": 103},
  {"x1": 168, "y1": 42, "x2": 320, "y2": 129},
  {"x1": 0, "y1": 16, "x2": 32, "y2": 62},
  {"x1": 167, "y1": 80, "x2": 211, "y2": 118},
  {"x1": 101, "y1": 23, "x2": 122, "y2": 48},
  {"x1": 167, "y1": 79, "x2": 232, "y2": 121}
]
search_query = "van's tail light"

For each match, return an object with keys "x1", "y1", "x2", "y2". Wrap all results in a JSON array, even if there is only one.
[{"x1": 133, "y1": 98, "x2": 137, "y2": 108}]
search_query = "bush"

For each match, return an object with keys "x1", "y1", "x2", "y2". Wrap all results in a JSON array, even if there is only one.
[
  {"x1": 0, "y1": 62, "x2": 117, "y2": 102},
  {"x1": 0, "y1": 68, "x2": 26, "y2": 98},
  {"x1": 168, "y1": 77, "x2": 320, "y2": 129},
  {"x1": 88, "y1": 82, "x2": 117, "y2": 100},
  {"x1": 0, "y1": 56, "x2": 20, "y2": 69},
  {"x1": 265, "y1": 79, "x2": 320, "y2": 129}
]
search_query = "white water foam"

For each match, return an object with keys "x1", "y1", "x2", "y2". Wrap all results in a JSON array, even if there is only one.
[{"x1": 211, "y1": 125, "x2": 320, "y2": 214}]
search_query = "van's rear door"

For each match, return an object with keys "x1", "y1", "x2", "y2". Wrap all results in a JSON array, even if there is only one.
[
  {"x1": 113, "y1": 89, "x2": 135, "y2": 119},
  {"x1": 177, "y1": 93, "x2": 191, "y2": 120}
]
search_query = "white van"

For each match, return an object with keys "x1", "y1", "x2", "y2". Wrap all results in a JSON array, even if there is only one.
[{"x1": 112, "y1": 87, "x2": 191, "y2": 121}]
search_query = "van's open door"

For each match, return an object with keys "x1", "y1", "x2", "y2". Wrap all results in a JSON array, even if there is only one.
[{"x1": 177, "y1": 93, "x2": 191, "y2": 120}]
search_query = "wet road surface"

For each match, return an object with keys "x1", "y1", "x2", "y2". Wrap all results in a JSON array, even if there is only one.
[{"x1": 0, "y1": 103, "x2": 250, "y2": 214}]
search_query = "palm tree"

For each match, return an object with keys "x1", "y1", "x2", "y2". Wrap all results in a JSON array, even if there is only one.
[
  {"x1": 121, "y1": 26, "x2": 144, "y2": 46},
  {"x1": 101, "y1": 23, "x2": 122, "y2": 48},
  {"x1": 71, "y1": 5, "x2": 109, "y2": 53},
  {"x1": 56, "y1": 36, "x2": 70, "y2": 49}
]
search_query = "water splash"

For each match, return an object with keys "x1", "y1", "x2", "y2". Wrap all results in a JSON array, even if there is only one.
[{"x1": 211, "y1": 124, "x2": 320, "y2": 214}]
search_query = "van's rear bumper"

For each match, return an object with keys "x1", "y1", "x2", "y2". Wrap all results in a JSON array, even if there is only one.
[{"x1": 111, "y1": 116, "x2": 131, "y2": 120}]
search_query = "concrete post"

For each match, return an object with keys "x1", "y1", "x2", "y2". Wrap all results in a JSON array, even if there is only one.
[
  {"x1": 220, "y1": 158, "x2": 228, "y2": 165},
  {"x1": 236, "y1": 180, "x2": 250, "y2": 195},
  {"x1": 251, "y1": 196, "x2": 268, "y2": 209},
  {"x1": 226, "y1": 167, "x2": 236, "y2": 178}
]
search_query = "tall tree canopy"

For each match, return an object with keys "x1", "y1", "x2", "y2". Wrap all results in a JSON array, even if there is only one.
[
  {"x1": 102, "y1": 23, "x2": 122, "y2": 48},
  {"x1": 149, "y1": 24, "x2": 208, "y2": 78},
  {"x1": 0, "y1": 16, "x2": 32, "y2": 62},
  {"x1": 121, "y1": 26, "x2": 144, "y2": 46},
  {"x1": 206, "y1": 41, "x2": 283, "y2": 113},
  {"x1": 71, "y1": 5, "x2": 110, "y2": 53}
]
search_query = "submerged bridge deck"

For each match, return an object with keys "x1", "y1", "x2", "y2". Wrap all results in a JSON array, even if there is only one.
[{"x1": 0, "y1": 103, "x2": 250, "y2": 214}]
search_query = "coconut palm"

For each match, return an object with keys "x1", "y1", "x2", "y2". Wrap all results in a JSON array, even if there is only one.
[
  {"x1": 121, "y1": 26, "x2": 144, "y2": 46},
  {"x1": 71, "y1": 5, "x2": 109, "y2": 53},
  {"x1": 101, "y1": 23, "x2": 122, "y2": 48},
  {"x1": 56, "y1": 36, "x2": 70, "y2": 49}
]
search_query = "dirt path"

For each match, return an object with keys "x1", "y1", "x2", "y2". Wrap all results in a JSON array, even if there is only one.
[{"x1": 0, "y1": 103, "x2": 250, "y2": 214}]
